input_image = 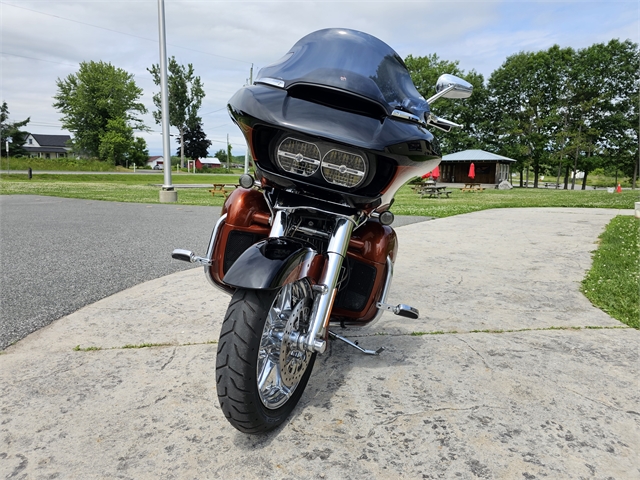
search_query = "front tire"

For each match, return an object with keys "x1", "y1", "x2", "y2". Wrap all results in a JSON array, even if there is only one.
[{"x1": 216, "y1": 280, "x2": 316, "y2": 433}]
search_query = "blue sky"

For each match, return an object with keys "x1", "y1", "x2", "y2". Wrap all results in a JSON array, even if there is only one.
[{"x1": 1, "y1": 0, "x2": 637, "y2": 156}]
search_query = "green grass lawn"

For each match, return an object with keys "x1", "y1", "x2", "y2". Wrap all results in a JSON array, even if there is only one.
[
  {"x1": 1, "y1": 173, "x2": 637, "y2": 212},
  {"x1": 392, "y1": 184, "x2": 636, "y2": 217},
  {"x1": 0, "y1": 172, "x2": 242, "y2": 206},
  {"x1": 582, "y1": 216, "x2": 640, "y2": 329}
]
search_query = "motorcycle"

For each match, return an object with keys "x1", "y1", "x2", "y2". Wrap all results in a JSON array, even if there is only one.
[{"x1": 172, "y1": 28, "x2": 472, "y2": 433}]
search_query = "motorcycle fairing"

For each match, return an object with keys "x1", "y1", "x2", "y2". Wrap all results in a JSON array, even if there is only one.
[
  {"x1": 222, "y1": 237, "x2": 318, "y2": 290},
  {"x1": 227, "y1": 28, "x2": 443, "y2": 211},
  {"x1": 228, "y1": 86, "x2": 441, "y2": 209}
]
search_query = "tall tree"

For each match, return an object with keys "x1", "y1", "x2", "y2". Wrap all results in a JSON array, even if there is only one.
[
  {"x1": 0, "y1": 101, "x2": 30, "y2": 157},
  {"x1": 488, "y1": 47, "x2": 574, "y2": 187},
  {"x1": 405, "y1": 54, "x2": 491, "y2": 154},
  {"x1": 177, "y1": 121, "x2": 211, "y2": 160},
  {"x1": 555, "y1": 40, "x2": 639, "y2": 189},
  {"x1": 53, "y1": 61, "x2": 147, "y2": 159},
  {"x1": 148, "y1": 57, "x2": 205, "y2": 168}
]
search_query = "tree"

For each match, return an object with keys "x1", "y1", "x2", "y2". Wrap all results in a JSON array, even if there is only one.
[
  {"x1": 148, "y1": 57, "x2": 205, "y2": 168},
  {"x1": 405, "y1": 54, "x2": 491, "y2": 154},
  {"x1": 129, "y1": 137, "x2": 149, "y2": 166},
  {"x1": 177, "y1": 121, "x2": 211, "y2": 160},
  {"x1": 96, "y1": 117, "x2": 149, "y2": 166},
  {"x1": 0, "y1": 101, "x2": 30, "y2": 157},
  {"x1": 488, "y1": 47, "x2": 574, "y2": 187},
  {"x1": 53, "y1": 61, "x2": 147, "y2": 159},
  {"x1": 213, "y1": 149, "x2": 227, "y2": 163},
  {"x1": 583, "y1": 40, "x2": 639, "y2": 187},
  {"x1": 556, "y1": 40, "x2": 639, "y2": 189}
]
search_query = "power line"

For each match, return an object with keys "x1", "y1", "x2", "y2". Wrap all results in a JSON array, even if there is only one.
[
  {"x1": 28, "y1": 122, "x2": 65, "y2": 127},
  {"x1": 200, "y1": 107, "x2": 228, "y2": 116},
  {"x1": 1, "y1": 2, "x2": 253, "y2": 65},
  {"x1": 0, "y1": 51, "x2": 78, "y2": 67}
]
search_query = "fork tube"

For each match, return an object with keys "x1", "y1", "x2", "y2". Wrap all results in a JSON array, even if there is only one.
[
  {"x1": 269, "y1": 210, "x2": 287, "y2": 237},
  {"x1": 304, "y1": 216, "x2": 355, "y2": 353}
]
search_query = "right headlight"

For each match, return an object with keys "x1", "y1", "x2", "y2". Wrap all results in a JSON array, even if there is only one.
[{"x1": 321, "y1": 149, "x2": 367, "y2": 188}]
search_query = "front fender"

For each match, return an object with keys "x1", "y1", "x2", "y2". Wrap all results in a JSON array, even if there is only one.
[{"x1": 223, "y1": 237, "x2": 317, "y2": 290}]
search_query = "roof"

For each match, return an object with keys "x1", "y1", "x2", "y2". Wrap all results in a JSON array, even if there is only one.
[
  {"x1": 441, "y1": 149, "x2": 516, "y2": 163},
  {"x1": 147, "y1": 156, "x2": 163, "y2": 162},
  {"x1": 23, "y1": 146, "x2": 69, "y2": 154},
  {"x1": 29, "y1": 134, "x2": 71, "y2": 148}
]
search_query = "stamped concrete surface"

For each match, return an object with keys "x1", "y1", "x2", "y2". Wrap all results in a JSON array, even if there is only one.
[{"x1": 1, "y1": 208, "x2": 638, "y2": 479}]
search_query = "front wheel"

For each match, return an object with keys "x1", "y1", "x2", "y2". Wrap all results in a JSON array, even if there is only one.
[{"x1": 216, "y1": 280, "x2": 317, "y2": 433}]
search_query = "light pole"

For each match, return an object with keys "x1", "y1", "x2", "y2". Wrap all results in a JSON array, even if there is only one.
[
  {"x1": 157, "y1": 0, "x2": 177, "y2": 203},
  {"x1": 6, "y1": 137, "x2": 11, "y2": 174}
]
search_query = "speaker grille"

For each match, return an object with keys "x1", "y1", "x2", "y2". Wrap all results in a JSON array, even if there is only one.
[{"x1": 334, "y1": 259, "x2": 377, "y2": 312}]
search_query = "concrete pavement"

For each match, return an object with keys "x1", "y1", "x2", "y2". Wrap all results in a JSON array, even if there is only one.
[{"x1": 1, "y1": 207, "x2": 637, "y2": 479}]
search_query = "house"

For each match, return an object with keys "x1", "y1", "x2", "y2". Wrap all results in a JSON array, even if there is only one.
[
  {"x1": 198, "y1": 157, "x2": 222, "y2": 169},
  {"x1": 23, "y1": 134, "x2": 71, "y2": 158},
  {"x1": 147, "y1": 156, "x2": 163, "y2": 169},
  {"x1": 438, "y1": 149, "x2": 516, "y2": 184}
]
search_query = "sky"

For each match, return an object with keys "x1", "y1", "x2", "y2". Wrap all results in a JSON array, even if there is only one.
[{"x1": 1, "y1": 0, "x2": 638, "y2": 157}]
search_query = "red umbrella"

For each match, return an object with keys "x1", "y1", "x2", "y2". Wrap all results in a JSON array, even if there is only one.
[
  {"x1": 432, "y1": 165, "x2": 440, "y2": 179},
  {"x1": 468, "y1": 162, "x2": 475, "y2": 179},
  {"x1": 421, "y1": 172, "x2": 431, "y2": 179}
]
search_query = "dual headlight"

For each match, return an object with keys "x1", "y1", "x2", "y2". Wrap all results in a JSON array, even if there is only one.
[{"x1": 276, "y1": 137, "x2": 367, "y2": 189}]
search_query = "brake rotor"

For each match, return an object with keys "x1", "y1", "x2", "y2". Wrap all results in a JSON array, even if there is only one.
[{"x1": 279, "y1": 300, "x2": 311, "y2": 388}]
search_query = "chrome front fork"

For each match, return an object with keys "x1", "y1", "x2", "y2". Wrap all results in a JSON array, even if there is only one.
[{"x1": 269, "y1": 210, "x2": 355, "y2": 354}]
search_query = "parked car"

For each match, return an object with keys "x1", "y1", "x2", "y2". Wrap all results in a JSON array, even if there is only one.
[{"x1": 153, "y1": 164, "x2": 163, "y2": 170}]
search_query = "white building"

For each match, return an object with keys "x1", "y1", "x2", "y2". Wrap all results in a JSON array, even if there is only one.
[{"x1": 23, "y1": 134, "x2": 72, "y2": 158}]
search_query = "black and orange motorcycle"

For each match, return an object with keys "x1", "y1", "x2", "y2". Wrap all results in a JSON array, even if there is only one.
[{"x1": 173, "y1": 28, "x2": 471, "y2": 433}]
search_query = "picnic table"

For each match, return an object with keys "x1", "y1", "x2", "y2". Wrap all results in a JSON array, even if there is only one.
[
  {"x1": 209, "y1": 183, "x2": 239, "y2": 198},
  {"x1": 419, "y1": 185, "x2": 452, "y2": 198},
  {"x1": 461, "y1": 183, "x2": 484, "y2": 192}
]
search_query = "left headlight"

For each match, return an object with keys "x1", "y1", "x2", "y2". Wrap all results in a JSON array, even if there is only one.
[{"x1": 321, "y1": 149, "x2": 367, "y2": 188}]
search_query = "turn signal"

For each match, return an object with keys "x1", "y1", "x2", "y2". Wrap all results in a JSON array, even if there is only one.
[{"x1": 239, "y1": 174, "x2": 255, "y2": 189}]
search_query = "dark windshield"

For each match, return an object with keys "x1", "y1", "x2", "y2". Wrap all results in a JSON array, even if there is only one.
[{"x1": 255, "y1": 29, "x2": 429, "y2": 117}]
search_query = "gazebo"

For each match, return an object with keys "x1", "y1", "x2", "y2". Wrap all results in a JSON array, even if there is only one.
[{"x1": 438, "y1": 149, "x2": 516, "y2": 184}]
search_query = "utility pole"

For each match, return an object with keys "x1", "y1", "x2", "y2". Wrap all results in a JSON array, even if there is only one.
[
  {"x1": 244, "y1": 64, "x2": 253, "y2": 174},
  {"x1": 227, "y1": 134, "x2": 231, "y2": 171},
  {"x1": 156, "y1": 0, "x2": 177, "y2": 203}
]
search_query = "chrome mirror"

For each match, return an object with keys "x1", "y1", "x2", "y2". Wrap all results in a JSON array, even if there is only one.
[{"x1": 427, "y1": 74, "x2": 473, "y2": 104}]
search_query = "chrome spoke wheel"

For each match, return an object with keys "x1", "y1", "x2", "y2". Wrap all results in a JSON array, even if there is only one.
[{"x1": 257, "y1": 281, "x2": 313, "y2": 410}]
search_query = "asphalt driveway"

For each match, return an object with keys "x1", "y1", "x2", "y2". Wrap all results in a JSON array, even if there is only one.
[{"x1": 0, "y1": 195, "x2": 220, "y2": 350}]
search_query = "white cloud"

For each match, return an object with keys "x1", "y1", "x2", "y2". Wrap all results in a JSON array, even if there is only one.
[{"x1": 1, "y1": 0, "x2": 637, "y2": 155}]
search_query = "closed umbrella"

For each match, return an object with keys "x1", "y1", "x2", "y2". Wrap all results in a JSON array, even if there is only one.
[
  {"x1": 468, "y1": 162, "x2": 475, "y2": 179},
  {"x1": 432, "y1": 165, "x2": 440, "y2": 179}
]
